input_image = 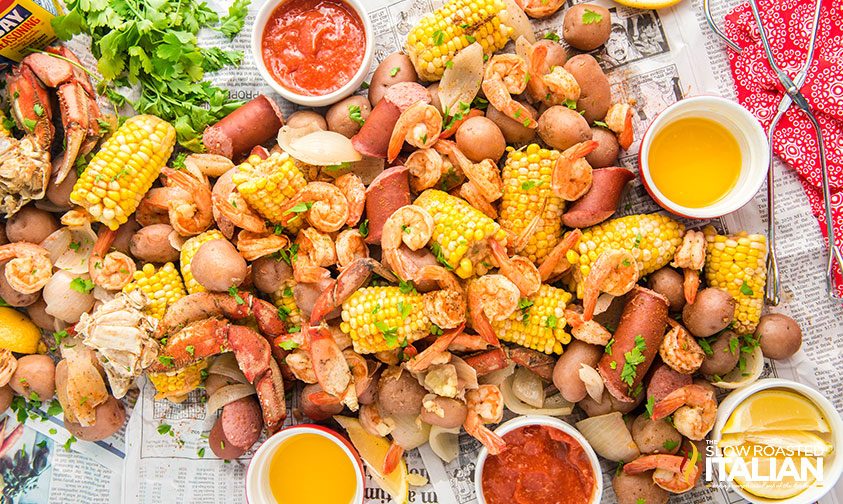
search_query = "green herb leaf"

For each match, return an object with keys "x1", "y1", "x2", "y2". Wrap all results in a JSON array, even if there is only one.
[
  {"x1": 564, "y1": 98, "x2": 578, "y2": 110},
  {"x1": 430, "y1": 324, "x2": 443, "y2": 336},
  {"x1": 582, "y1": 9, "x2": 604, "y2": 24},
  {"x1": 285, "y1": 201, "x2": 313, "y2": 215},
  {"x1": 739, "y1": 280, "x2": 754, "y2": 296},
  {"x1": 728, "y1": 336, "x2": 740, "y2": 355},
  {"x1": 278, "y1": 339, "x2": 299, "y2": 350},
  {"x1": 398, "y1": 279, "x2": 417, "y2": 294},
  {"x1": 158, "y1": 355, "x2": 175, "y2": 367},
  {"x1": 375, "y1": 321, "x2": 399, "y2": 348},
  {"x1": 698, "y1": 337, "x2": 714, "y2": 356},
  {"x1": 157, "y1": 423, "x2": 172, "y2": 435},
  {"x1": 546, "y1": 314, "x2": 558, "y2": 329},
  {"x1": 70, "y1": 277, "x2": 95, "y2": 294},
  {"x1": 47, "y1": 400, "x2": 63, "y2": 416},
  {"x1": 620, "y1": 335, "x2": 647, "y2": 388},
  {"x1": 348, "y1": 105, "x2": 365, "y2": 126},
  {"x1": 228, "y1": 286, "x2": 244, "y2": 305},
  {"x1": 389, "y1": 66, "x2": 400, "y2": 77},
  {"x1": 465, "y1": 34, "x2": 476, "y2": 44},
  {"x1": 593, "y1": 120, "x2": 609, "y2": 128},
  {"x1": 429, "y1": 242, "x2": 454, "y2": 270},
  {"x1": 185, "y1": 345, "x2": 195, "y2": 357},
  {"x1": 63, "y1": 435, "x2": 77, "y2": 452},
  {"x1": 645, "y1": 396, "x2": 655, "y2": 418},
  {"x1": 662, "y1": 439, "x2": 679, "y2": 451},
  {"x1": 605, "y1": 338, "x2": 615, "y2": 354},
  {"x1": 33, "y1": 104, "x2": 44, "y2": 117},
  {"x1": 358, "y1": 219, "x2": 369, "y2": 238},
  {"x1": 543, "y1": 32, "x2": 560, "y2": 42},
  {"x1": 398, "y1": 300, "x2": 412, "y2": 320},
  {"x1": 197, "y1": 447, "x2": 205, "y2": 458},
  {"x1": 217, "y1": 0, "x2": 250, "y2": 39},
  {"x1": 445, "y1": 60, "x2": 454, "y2": 69},
  {"x1": 432, "y1": 30, "x2": 445, "y2": 45}
]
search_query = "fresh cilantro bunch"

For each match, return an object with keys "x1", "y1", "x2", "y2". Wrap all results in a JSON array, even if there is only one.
[{"x1": 51, "y1": 0, "x2": 251, "y2": 151}]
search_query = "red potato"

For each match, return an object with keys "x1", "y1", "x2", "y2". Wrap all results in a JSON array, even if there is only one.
[
  {"x1": 65, "y1": 396, "x2": 126, "y2": 441},
  {"x1": 251, "y1": 256, "x2": 294, "y2": 294},
  {"x1": 562, "y1": 167, "x2": 634, "y2": 228},
  {"x1": 300, "y1": 383, "x2": 344, "y2": 421},
  {"x1": 209, "y1": 396, "x2": 263, "y2": 460},
  {"x1": 508, "y1": 347, "x2": 556, "y2": 381},
  {"x1": 0, "y1": 386, "x2": 12, "y2": 414},
  {"x1": 351, "y1": 82, "x2": 430, "y2": 159},
  {"x1": 462, "y1": 348, "x2": 508, "y2": 376},
  {"x1": 646, "y1": 361, "x2": 692, "y2": 403},
  {"x1": 294, "y1": 277, "x2": 337, "y2": 321},
  {"x1": 598, "y1": 287, "x2": 669, "y2": 402},
  {"x1": 203, "y1": 95, "x2": 284, "y2": 161},
  {"x1": 553, "y1": 340, "x2": 603, "y2": 403},
  {"x1": 363, "y1": 166, "x2": 411, "y2": 245}
]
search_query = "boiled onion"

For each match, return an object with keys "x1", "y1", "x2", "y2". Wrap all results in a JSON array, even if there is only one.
[
  {"x1": 391, "y1": 414, "x2": 431, "y2": 451},
  {"x1": 578, "y1": 363, "x2": 604, "y2": 403},
  {"x1": 428, "y1": 425, "x2": 460, "y2": 463},
  {"x1": 438, "y1": 42, "x2": 484, "y2": 114},
  {"x1": 278, "y1": 125, "x2": 362, "y2": 166},
  {"x1": 501, "y1": 373, "x2": 573, "y2": 416},
  {"x1": 206, "y1": 383, "x2": 256, "y2": 416},
  {"x1": 575, "y1": 412, "x2": 640, "y2": 462},
  {"x1": 511, "y1": 367, "x2": 544, "y2": 408},
  {"x1": 207, "y1": 353, "x2": 248, "y2": 384},
  {"x1": 43, "y1": 270, "x2": 95, "y2": 323},
  {"x1": 501, "y1": 0, "x2": 536, "y2": 44}
]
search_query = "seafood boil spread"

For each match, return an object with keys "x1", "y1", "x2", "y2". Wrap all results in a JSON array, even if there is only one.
[{"x1": 0, "y1": 0, "x2": 839, "y2": 502}]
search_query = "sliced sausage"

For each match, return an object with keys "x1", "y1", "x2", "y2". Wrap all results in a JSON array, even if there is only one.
[
  {"x1": 203, "y1": 95, "x2": 284, "y2": 161},
  {"x1": 351, "y1": 82, "x2": 430, "y2": 159},
  {"x1": 646, "y1": 361, "x2": 692, "y2": 403},
  {"x1": 364, "y1": 166, "x2": 411, "y2": 244},
  {"x1": 563, "y1": 167, "x2": 634, "y2": 228}
]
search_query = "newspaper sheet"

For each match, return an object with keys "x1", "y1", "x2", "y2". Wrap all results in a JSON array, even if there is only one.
[{"x1": 39, "y1": 0, "x2": 843, "y2": 502}]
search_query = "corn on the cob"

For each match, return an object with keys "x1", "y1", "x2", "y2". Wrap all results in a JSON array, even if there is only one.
[
  {"x1": 500, "y1": 144, "x2": 564, "y2": 264},
  {"x1": 415, "y1": 189, "x2": 508, "y2": 279},
  {"x1": 271, "y1": 280, "x2": 302, "y2": 328},
  {"x1": 123, "y1": 262, "x2": 186, "y2": 320},
  {"x1": 566, "y1": 214, "x2": 685, "y2": 298},
  {"x1": 148, "y1": 360, "x2": 208, "y2": 401},
  {"x1": 405, "y1": 0, "x2": 514, "y2": 81},
  {"x1": 70, "y1": 115, "x2": 175, "y2": 230},
  {"x1": 703, "y1": 227, "x2": 766, "y2": 334},
  {"x1": 492, "y1": 284, "x2": 573, "y2": 354},
  {"x1": 180, "y1": 230, "x2": 225, "y2": 294},
  {"x1": 232, "y1": 152, "x2": 306, "y2": 226},
  {"x1": 339, "y1": 286, "x2": 431, "y2": 354}
]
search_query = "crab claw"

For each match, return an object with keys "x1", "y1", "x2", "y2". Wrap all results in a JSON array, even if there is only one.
[
  {"x1": 54, "y1": 82, "x2": 92, "y2": 184},
  {"x1": 6, "y1": 65, "x2": 53, "y2": 147}
]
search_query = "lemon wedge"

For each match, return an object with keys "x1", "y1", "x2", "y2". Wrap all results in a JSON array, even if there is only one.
[
  {"x1": 611, "y1": 0, "x2": 683, "y2": 10},
  {"x1": 719, "y1": 431, "x2": 832, "y2": 456},
  {"x1": 722, "y1": 390, "x2": 830, "y2": 433},
  {"x1": 335, "y1": 416, "x2": 409, "y2": 504},
  {"x1": 0, "y1": 307, "x2": 43, "y2": 354},
  {"x1": 723, "y1": 444, "x2": 817, "y2": 499}
]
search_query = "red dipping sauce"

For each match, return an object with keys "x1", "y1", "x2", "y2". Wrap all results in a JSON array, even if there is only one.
[
  {"x1": 261, "y1": 0, "x2": 366, "y2": 96},
  {"x1": 481, "y1": 425, "x2": 596, "y2": 504}
]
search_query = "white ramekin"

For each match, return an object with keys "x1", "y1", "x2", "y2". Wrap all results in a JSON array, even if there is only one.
[
  {"x1": 251, "y1": 0, "x2": 374, "y2": 107},
  {"x1": 245, "y1": 424, "x2": 365, "y2": 504},
  {"x1": 473, "y1": 415, "x2": 603, "y2": 504},
  {"x1": 710, "y1": 378, "x2": 843, "y2": 504},
  {"x1": 638, "y1": 95, "x2": 769, "y2": 219}
]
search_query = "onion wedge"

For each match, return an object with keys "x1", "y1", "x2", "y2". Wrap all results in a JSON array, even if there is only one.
[
  {"x1": 578, "y1": 363, "x2": 605, "y2": 403},
  {"x1": 501, "y1": 373, "x2": 573, "y2": 416},
  {"x1": 278, "y1": 125, "x2": 362, "y2": 166},
  {"x1": 575, "y1": 412, "x2": 640, "y2": 462},
  {"x1": 207, "y1": 353, "x2": 248, "y2": 384},
  {"x1": 206, "y1": 383, "x2": 256, "y2": 416},
  {"x1": 428, "y1": 425, "x2": 460, "y2": 463},
  {"x1": 438, "y1": 42, "x2": 484, "y2": 114},
  {"x1": 501, "y1": 0, "x2": 535, "y2": 44}
]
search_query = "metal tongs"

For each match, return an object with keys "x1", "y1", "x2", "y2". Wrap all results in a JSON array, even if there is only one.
[{"x1": 703, "y1": 0, "x2": 843, "y2": 303}]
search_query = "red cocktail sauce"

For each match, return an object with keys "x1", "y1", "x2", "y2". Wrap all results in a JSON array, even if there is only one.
[
  {"x1": 481, "y1": 425, "x2": 596, "y2": 504},
  {"x1": 261, "y1": 0, "x2": 365, "y2": 96}
]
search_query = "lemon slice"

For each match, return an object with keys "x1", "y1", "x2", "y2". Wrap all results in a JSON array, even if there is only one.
[
  {"x1": 335, "y1": 416, "x2": 409, "y2": 504},
  {"x1": 611, "y1": 0, "x2": 683, "y2": 10},
  {"x1": 722, "y1": 390, "x2": 830, "y2": 433},
  {"x1": 0, "y1": 307, "x2": 43, "y2": 354},
  {"x1": 723, "y1": 444, "x2": 816, "y2": 499}
]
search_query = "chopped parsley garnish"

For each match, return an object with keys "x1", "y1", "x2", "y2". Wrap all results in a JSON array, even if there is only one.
[
  {"x1": 619, "y1": 335, "x2": 647, "y2": 388},
  {"x1": 662, "y1": 439, "x2": 679, "y2": 451},
  {"x1": 543, "y1": 32, "x2": 560, "y2": 42},
  {"x1": 277, "y1": 340, "x2": 299, "y2": 350},
  {"x1": 739, "y1": 280, "x2": 754, "y2": 296},
  {"x1": 69, "y1": 277, "x2": 94, "y2": 294},
  {"x1": 228, "y1": 286, "x2": 244, "y2": 305},
  {"x1": 432, "y1": 30, "x2": 445, "y2": 45},
  {"x1": 389, "y1": 66, "x2": 400, "y2": 77},
  {"x1": 358, "y1": 219, "x2": 369, "y2": 238},
  {"x1": 582, "y1": 9, "x2": 603, "y2": 24},
  {"x1": 348, "y1": 104, "x2": 365, "y2": 126}
]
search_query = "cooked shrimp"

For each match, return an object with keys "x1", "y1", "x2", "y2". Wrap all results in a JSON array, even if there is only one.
[
  {"x1": 552, "y1": 141, "x2": 598, "y2": 201},
  {"x1": 135, "y1": 188, "x2": 171, "y2": 227},
  {"x1": 0, "y1": 243, "x2": 52, "y2": 294},
  {"x1": 459, "y1": 182, "x2": 498, "y2": 219},
  {"x1": 488, "y1": 238, "x2": 541, "y2": 297},
  {"x1": 293, "y1": 228, "x2": 336, "y2": 283},
  {"x1": 387, "y1": 102, "x2": 442, "y2": 162},
  {"x1": 381, "y1": 205, "x2": 434, "y2": 251},
  {"x1": 236, "y1": 230, "x2": 290, "y2": 261},
  {"x1": 434, "y1": 140, "x2": 502, "y2": 201},
  {"x1": 335, "y1": 229, "x2": 369, "y2": 269},
  {"x1": 671, "y1": 230, "x2": 706, "y2": 304},
  {"x1": 564, "y1": 307, "x2": 612, "y2": 346},
  {"x1": 519, "y1": 0, "x2": 564, "y2": 18},
  {"x1": 307, "y1": 325, "x2": 357, "y2": 411},
  {"x1": 424, "y1": 290, "x2": 467, "y2": 330},
  {"x1": 284, "y1": 182, "x2": 350, "y2": 233},
  {"x1": 582, "y1": 249, "x2": 639, "y2": 321},
  {"x1": 414, "y1": 264, "x2": 463, "y2": 294},
  {"x1": 161, "y1": 167, "x2": 213, "y2": 236},
  {"x1": 503, "y1": 210, "x2": 543, "y2": 254},
  {"x1": 605, "y1": 102, "x2": 634, "y2": 150},
  {"x1": 539, "y1": 229, "x2": 582, "y2": 281},
  {"x1": 406, "y1": 149, "x2": 443, "y2": 193},
  {"x1": 285, "y1": 349, "x2": 318, "y2": 384},
  {"x1": 468, "y1": 274, "x2": 520, "y2": 345},
  {"x1": 482, "y1": 54, "x2": 537, "y2": 129},
  {"x1": 335, "y1": 173, "x2": 365, "y2": 227},
  {"x1": 464, "y1": 384, "x2": 507, "y2": 455},
  {"x1": 624, "y1": 453, "x2": 701, "y2": 494},
  {"x1": 404, "y1": 324, "x2": 463, "y2": 373},
  {"x1": 528, "y1": 44, "x2": 580, "y2": 106},
  {"x1": 359, "y1": 403, "x2": 395, "y2": 437},
  {"x1": 88, "y1": 227, "x2": 135, "y2": 291},
  {"x1": 652, "y1": 384, "x2": 717, "y2": 441},
  {"x1": 212, "y1": 169, "x2": 267, "y2": 235},
  {"x1": 659, "y1": 319, "x2": 705, "y2": 374}
]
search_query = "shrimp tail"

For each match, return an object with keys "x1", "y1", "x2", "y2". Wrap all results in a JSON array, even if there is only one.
[
  {"x1": 652, "y1": 388, "x2": 687, "y2": 420},
  {"x1": 465, "y1": 415, "x2": 507, "y2": 455},
  {"x1": 683, "y1": 269, "x2": 700, "y2": 304},
  {"x1": 383, "y1": 441, "x2": 405, "y2": 475},
  {"x1": 539, "y1": 229, "x2": 582, "y2": 281}
]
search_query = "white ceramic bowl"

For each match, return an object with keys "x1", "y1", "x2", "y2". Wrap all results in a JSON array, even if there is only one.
[
  {"x1": 473, "y1": 415, "x2": 603, "y2": 504},
  {"x1": 251, "y1": 0, "x2": 374, "y2": 107},
  {"x1": 638, "y1": 95, "x2": 769, "y2": 219},
  {"x1": 245, "y1": 424, "x2": 365, "y2": 504},
  {"x1": 710, "y1": 378, "x2": 843, "y2": 504}
]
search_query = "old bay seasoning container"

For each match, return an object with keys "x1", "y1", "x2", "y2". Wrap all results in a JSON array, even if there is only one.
[{"x1": 0, "y1": 0, "x2": 61, "y2": 67}]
